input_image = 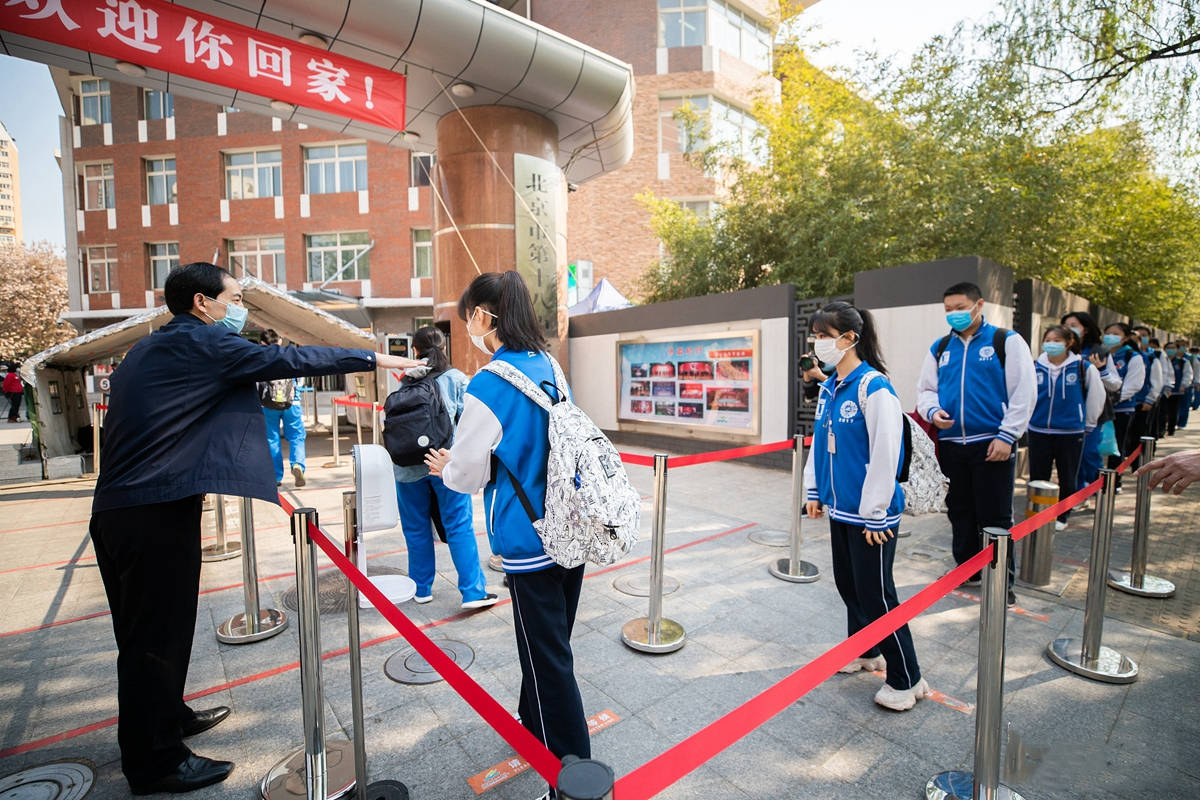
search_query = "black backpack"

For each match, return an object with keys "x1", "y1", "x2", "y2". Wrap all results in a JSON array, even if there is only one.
[
  {"x1": 934, "y1": 327, "x2": 1010, "y2": 369},
  {"x1": 259, "y1": 379, "x2": 295, "y2": 410},
  {"x1": 383, "y1": 372, "x2": 454, "y2": 466}
]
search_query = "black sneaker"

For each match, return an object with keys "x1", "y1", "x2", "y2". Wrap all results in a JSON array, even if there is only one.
[
  {"x1": 1007, "y1": 589, "x2": 1017, "y2": 607},
  {"x1": 462, "y1": 593, "x2": 499, "y2": 610}
]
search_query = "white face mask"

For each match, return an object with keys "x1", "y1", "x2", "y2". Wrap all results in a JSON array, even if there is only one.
[
  {"x1": 813, "y1": 333, "x2": 852, "y2": 368},
  {"x1": 467, "y1": 307, "x2": 498, "y2": 355}
]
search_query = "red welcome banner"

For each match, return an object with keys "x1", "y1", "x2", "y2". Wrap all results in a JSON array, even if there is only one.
[{"x1": 1, "y1": 0, "x2": 406, "y2": 130}]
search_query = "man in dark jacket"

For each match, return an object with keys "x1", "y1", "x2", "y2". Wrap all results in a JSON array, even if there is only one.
[{"x1": 90, "y1": 262, "x2": 420, "y2": 794}]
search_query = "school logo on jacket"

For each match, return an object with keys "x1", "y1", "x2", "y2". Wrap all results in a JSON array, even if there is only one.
[
  {"x1": 1065, "y1": 371, "x2": 1078, "y2": 384},
  {"x1": 839, "y1": 400, "x2": 858, "y2": 420},
  {"x1": 978, "y1": 346, "x2": 996, "y2": 361},
  {"x1": 939, "y1": 351, "x2": 951, "y2": 367},
  {"x1": 815, "y1": 397, "x2": 826, "y2": 419},
  {"x1": 1037, "y1": 371, "x2": 1045, "y2": 385}
]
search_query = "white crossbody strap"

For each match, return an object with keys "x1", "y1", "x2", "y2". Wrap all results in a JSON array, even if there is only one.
[{"x1": 480, "y1": 359, "x2": 554, "y2": 411}]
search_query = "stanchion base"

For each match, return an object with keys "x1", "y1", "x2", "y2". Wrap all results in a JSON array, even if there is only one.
[
  {"x1": 216, "y1": 609, "x2": 288, "y2": 644},
  {"x1": 621, "y1": 617, "x2": 685, "y2": 654},
  {"x1": 612, "y1": 572, "x2": 680, "y2": 597},
  {"x1": 897, "y1": 529, "x2": 912, "y2": 539},
  {"x1": 925, "y1": 771, "x2": 1025, "y2": 800},
  {"x1": 260, "y1": 737, "x2": 356, "y2": 800},
  {"x1": 747, "y1": 528, "x2": 789, "y2": 547},
  {"x1": 363, "y1": 779, "x2": 410, "y2": 800},
  {"x1": 1046, "y1": 637, "x2": 1138, "y2": 684},
  {"x1": 767, "y1": 558, "x2": 820, "y2": 583},
  {"x1": 1106, "y1": 570, "x2": 1176, "y2": 598},
  {"x1": 384, "y1": 639, "x2": 475, "y2": 684},
  {"x1": 201, "y1": 541, "x2": 241, "y2": 562}
]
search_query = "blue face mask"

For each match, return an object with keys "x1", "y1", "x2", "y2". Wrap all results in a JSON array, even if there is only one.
[
  {"x1": 946, "y1": 309, "x2": 975, "y2": 332},
  {"x1": 1101, "y1": 334, "x2": 1123, "y2": 350},
  {"x1": 1166, "y1": 348, "x2": 1177, "y2": 357},
  {"x1": 204, "y1": 297, "x2": 248, "y2": 334},
  {"x1": 1140, "y1": 336, "x2": 1149, "y2": 346},
  {"x1": 1042, "y1": 342, "x2": 1067, "y2": 358}
]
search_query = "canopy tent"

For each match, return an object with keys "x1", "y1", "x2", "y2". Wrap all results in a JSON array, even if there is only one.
[
  {"x1": 568, "y1": 277, "x2": 632, "y2": 317},
  {"x1": 21, "y1": 277, "x2": 377, "y2": 462}
]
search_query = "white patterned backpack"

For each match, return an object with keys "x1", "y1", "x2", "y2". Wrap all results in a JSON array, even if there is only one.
[
  {"x1": 481, "y1": 355, "x2": 640, "y2": 568},
  {"x1": 857, "y1": 370, "x2": 948, "y2": 516}
]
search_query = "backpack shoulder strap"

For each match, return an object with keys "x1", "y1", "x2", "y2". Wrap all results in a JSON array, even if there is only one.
[
  {"x1": 543, "y1": 354, "x2": 570, "y2": 404},
  {"x1": 480, "y1": 360, "x2": 553, "y2": 412},
  {"x1": 1078, "y1": 359, "x2": 1088, "y2": 400},
  {"x1": 857, "y1": 369, "x2": 883, "y2": 413},
  {"x1": 993, "y1": 327, "x2": 1009, "y2": 369},
  {"x1": 934, "y1": 334, "x2": 954, "y2": 362}
]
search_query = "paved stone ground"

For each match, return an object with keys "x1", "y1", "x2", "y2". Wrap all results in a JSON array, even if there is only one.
[{"x1": 0, "y1": 420, "x2": 1197, "y2": 799}]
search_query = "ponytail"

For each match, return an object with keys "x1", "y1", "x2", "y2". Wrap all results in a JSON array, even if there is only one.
[
  {"x1": 810, "y1": 301, "x2": 888, "y2": 375},
  {"x1": 412, "y1": 325, "x2": 450, "y2": 372}
]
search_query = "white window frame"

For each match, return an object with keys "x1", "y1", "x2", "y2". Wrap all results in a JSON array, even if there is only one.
[
  {"x1": 82, "y1": 162, "x2": 115, "y2": 211},
  {"x1": 143, "y1": 89, "x2": 174, "y2": 120},
  {"x1": 228, "y1": 236, "x2": 286, "y2": 283},
  {"x1": 146, "y1": 157, "x2": 177, "y2": 205},
  {"x1": 412, "y1": 228, "x2": 432, "y2": 278},
  {"x1": 224, "y1": 149, "x2": 282, "y2": 200},
  {"x1": 658, "y1": 0, "x2": 707, "y2": 48},
  {"x1": 148, "y1": 242, "x2": 179, "y2": 289},
  {"x1": 410, "y1": 153, "x2": 435, "y2": 188},
  {"x1": 78, "y1": 78, "x2": 111, "y2": 126},
  {"x1": 86, "y1": 245, "x2": 117, "y2": 293},
  {"x1": 303, "y1": 142, "x2": 368, "y2": 194},
  {"x1": 305, "y1": 231, "x2": 370, "y2": 281}
]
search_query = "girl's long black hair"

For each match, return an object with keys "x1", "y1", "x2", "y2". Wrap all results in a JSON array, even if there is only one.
[
  {"x1": 1061, "y1": 310, "x2": 1101, "y2": 353},
  {"x1": 456, "y1": 270, "x2": 547, "y2": 353},
  {"x1": 412, "y1": 326, "x2": 450, "y2": 372},
  {"x1": 810, "y1": 301, "x2": 888, "y2": 375}
]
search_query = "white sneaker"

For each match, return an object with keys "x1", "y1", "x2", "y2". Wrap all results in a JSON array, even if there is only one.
[
  {"x1": 462, "y1": 593, "x2": 499, "y2": 610},
  {"x1": 291, "y1": 463, "x2": 306, "y2": 487},
  {"x1": 1054, "y1": 520, "x2": 1067, "y2": 531},
  {"x1": 838, "y1": 655, "x2": 886, "y2": 674},
  {"x1": 413, "y1": 594, "x2": 433, "y2": 604},
  {"x1": 874, "y1": 677, "x2": 930, "y2": 711}
]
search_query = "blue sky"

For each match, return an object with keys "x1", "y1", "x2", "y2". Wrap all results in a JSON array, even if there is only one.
[{"x1": 0, "y1": 1, "x2": 1001, "y2": 253}]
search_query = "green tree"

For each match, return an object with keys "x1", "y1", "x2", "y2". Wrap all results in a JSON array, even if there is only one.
[{"x1": 0, "y1": 242, "x2": 76, "y2": 361}]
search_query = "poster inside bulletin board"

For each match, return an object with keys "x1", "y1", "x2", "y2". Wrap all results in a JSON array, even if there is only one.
[{"x1": 617, "y1": 330, "x2": 759, "y2": 434}]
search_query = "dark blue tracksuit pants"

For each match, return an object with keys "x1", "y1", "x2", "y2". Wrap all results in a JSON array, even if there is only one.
[
  {"x1": 829, "y1": 520, "x2": 922, "y2": 690},
  {"x1": 937, "y1": 440, "x2": 1016, "y2": 585},
  {"x1": 507, "y1": 563, "x2": 590, "y2": 778}
]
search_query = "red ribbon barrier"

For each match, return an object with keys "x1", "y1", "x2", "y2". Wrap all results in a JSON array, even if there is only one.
[
  {"x1": 95, "y1": 404, "x2": 108, "y2": 411},
  {"x1": 333, "y1": 396, "x2": 383, "y2": 410},
  {"x1": 1010, "y1": 479, "x2": 1101, "y2": 543},
  {"x1": 277, "y1": 495, "x2": 564, "y2": 786},
  {"x1": 619, "y1": 452, "x2": 656, "y2": 467},
  {"x1": 1115, "y1": 443, "x2": 1143, "y2": 476},
  {"x1": 614, "y1": 548, "x2": 995, "y2": 800},
  {"x1": 667, "y1": 439, "x2": 796, "y2": 468}
]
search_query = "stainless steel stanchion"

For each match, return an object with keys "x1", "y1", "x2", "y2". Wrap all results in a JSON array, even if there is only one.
[
  {"x1": 1017, "y1": 480, "x2": 1058, "y2": 587},
  {"x1": 342, "y1": 492, "x2": 410, "y2": 800},
  {"x1": 927, "y1": 528, "x2": 1026, "y2": 800},
  {"x1": 371, "y1": 405, "x2": 380, "y2": 446},
  {"x1": 1046, "y1": 469, "x2": 1138, "y2": 683},
  {"x1": 621, "y1": 454, "x2": 685, "y2": 654},
  {"x1": 91, "y1": 404, "x2": 102, "y2": 476},
  {"x1": 556, "y1": 755, "x2": 613, "y2": 800},
  {"x1": 201, "y1": 494, "x2": 242, "y2": 562},
  {"x1": 354, "y1": 401, "x2": 364, "y2": 447},
  {"x1": 768, "y1": 435, "x2": 820, "y2": 583},
  {"x1": 325, "y1": 401, "x2": 343, "y2": 468},
  {"x1": 262, "y1": 507, "x2": 356, "y2": 800},
  {"x1": 1108, "y1": 436, "x2": 1175, "y2": 598},
  {"x1": 217, "y1": 497, "x2": 288, "y2": 644}
]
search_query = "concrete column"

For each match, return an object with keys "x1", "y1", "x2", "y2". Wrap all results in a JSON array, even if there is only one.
[{"x1": 433, "y1": 106, "x2": 568, "y2": 374}]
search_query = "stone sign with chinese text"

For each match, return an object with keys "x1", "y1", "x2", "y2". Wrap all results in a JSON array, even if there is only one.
[
  {"x1": 513, "y1": 152, "x2": 562, "y2": 343},
  {"x1": 1, "y1": 0, "x2": 406, "y2": 130}
]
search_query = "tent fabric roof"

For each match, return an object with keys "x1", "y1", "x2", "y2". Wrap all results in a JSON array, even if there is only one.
[
  {"x1": 2, "y1": 0, "x2": 635, "y2": 184},
  {"x1": 568, "y1": 277, "x2": 632, "y2": 317},
  {"x1": 23, "y1": 277, "x2": 375, "y2": 378}
]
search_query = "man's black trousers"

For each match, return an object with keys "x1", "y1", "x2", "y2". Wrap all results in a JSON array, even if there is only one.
[
  {"x1": 507, "y1": 564, "x2": 590, "y2": 773},
  {"x1": 936, "y1": 440, "x2": 1015, "y2": 584},
  {"x1": 1027, "y1": 431, "x2": 1084, "y2": 523},
  {"x1": 90, "y1": 495, "x2": 203, "y2": 784}
]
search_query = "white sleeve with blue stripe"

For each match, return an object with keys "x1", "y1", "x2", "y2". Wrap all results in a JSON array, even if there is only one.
[
  {"x1": 1120, "y1": 356, "x2": 1145, "y2": 402},
  {"x1": 998, "y1": 332, "x2": 1036, "y2": 444},
  {"x1": 803, "y1": 439, "x2": 818, "y2": 502},
  {"x1": 915, "y1": 350, "x2": 942, "y2": 422},
  {"x1": 440, "y1": 394, "x2": 503, "y2": 494},
  {"x1": 860, "y1": 382, "x2": 904, "y2": 530},
  {"x1": 1084, "y1": 364, "x2": 1105, "y2": 431}
]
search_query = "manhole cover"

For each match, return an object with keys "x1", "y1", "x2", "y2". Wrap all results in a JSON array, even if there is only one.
[
  {"x1": 0, "y1": 761, "x2": 94, "y2": 800},
  {"x1": 384, "y1": 639, "x2": 475, "y2": 684},
  {"x1": 281, "y1": 566, "x2": 408, "y2": 613}
]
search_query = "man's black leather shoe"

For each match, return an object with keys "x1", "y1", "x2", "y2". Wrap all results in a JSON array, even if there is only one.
[
  {"x1": 129, "y1": 754, "x2": 234, "y2": 795},
  {"x1": 181, "y1": 706, "x2": 231, "y2": 737}
]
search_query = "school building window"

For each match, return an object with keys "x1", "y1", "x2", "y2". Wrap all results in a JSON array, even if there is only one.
[
  {"x1": 303, "y1": 143, "x2": 367, "y2": 194},
  {"x1": 145, "y1": 158, "x2": 177, "y2": 205},
  {"x1": 657, "y1": 1, "x2": 771, "y2": 71},
  {"x1": 83, "y1": 162, "x2": 115, "y2": 211},
  {"x1": 224, "y1": 149, "x2": 282, "y2": 199},
  {"x1": 87, "y1": 245, "x2": 117, "y2": 293},
  {"x1": 411, "y1": 153, "x2": 435, "y2": 187},
  {"x1": 149, "y1": 242, "x2": 179, "y2": 289},
  {"x1": 79, "y1": 78, "x2": 111, "y2": 126},
  {"x1": 412, "y1": 228, "x2": 432, "y2": 278},
  {"x1": 306, "y1": 232, "x2": 370, "y2": 281},
  {"x1": 229, "y1": 236, "x2": 285, "y2": 283},
  {"x1": 143, "y1": 90, "x2": 174, "y2": 120}
]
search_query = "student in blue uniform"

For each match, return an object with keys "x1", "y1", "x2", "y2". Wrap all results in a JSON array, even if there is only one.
[
  {"x1": 394, "y1": 326, "x2": 498, "y2": 609},
  {"x1": 802, "y1": 301, "x2": 928, "y2": 711},
  {"x1": 916, "y1": 282, "x2": 1036, "y2": 600},
  {"x1": 1028, "y1": 326, "x2": 1105, "y2": 530},
  {"x1": 1163, "y1": 341, "x2": 1192, "y2": 436},
  {"x1": 1060, "y1": 312, "x2": 1121, "y2": 491},
  {"x1": 1102, "y1": 323, "x2": 1146, "y2": 484},
  {"x1": 428, "y1": 271, "x2": 587, "y2": 800}
]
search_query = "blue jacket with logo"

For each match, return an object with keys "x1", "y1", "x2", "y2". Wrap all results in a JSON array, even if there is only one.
[
  {"x1": 915, "y1": 319, "x2": 1036, "y2": 446},
  {"x1": 93, "y1": 313, "x2": 376, "y2": 513},
  {"x1": 1030, "y1": 355, "x2": 1088, "y2": 434},
  {"x1": 802, "y1": 362, "x2": 905, "y2": 531},
  {"x1": 1108, "y1": 346, "x2": 1144, "y2": 412}
]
